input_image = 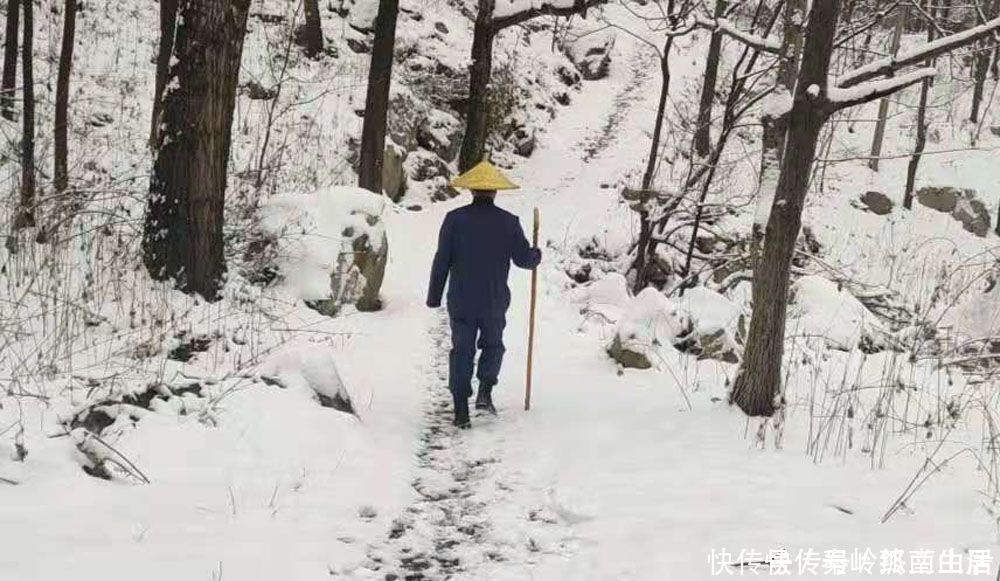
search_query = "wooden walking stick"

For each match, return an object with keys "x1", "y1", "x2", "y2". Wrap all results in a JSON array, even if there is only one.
[{"x1": 525, "y1": 207, "x2": 539, "y2": 411}]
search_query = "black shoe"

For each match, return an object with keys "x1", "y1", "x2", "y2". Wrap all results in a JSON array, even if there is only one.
[
  {"x1": 453, "y1": 396, "x2": 471, "y2": 429},
  {"x1": 475, "y1": 383, "x2": 497, "y2": 414}
]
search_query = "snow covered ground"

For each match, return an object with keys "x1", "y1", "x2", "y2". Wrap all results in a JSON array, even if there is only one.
[{"x1": 2, "y1": 1, "x2": 1000, "y2": 580}]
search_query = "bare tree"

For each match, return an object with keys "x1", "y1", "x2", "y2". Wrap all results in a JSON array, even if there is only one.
[
  {"x1": 15, "y1": 0, "x2": 34, "y2": 229},
  {"x1": 298, "y1": 0, "x2": 324, "y2": 58},
  {"x1": 150, "y1": 0, "x2": 179, "y2": 147},
  {"x1": 358, "y1": 0, "x2": 400, "y2": 194},
  {"x1": 692, "y1": 0, "x2": 727, "y2": 158},
  {"x1": 904, "y1": 1, "x2": 938, "y2": 209},
  {"x1": 143, "y1": 0, "x2": 252, "y2": 300},
  {"x1": 969, "y1": 0, "x2": 998, "y2": 123},
  {"x1": 54, "y1": 0, "x2": 78, "y2": 194},
  {"x1": 1, "y1": 0, "x2": 18, "y2": 121},
  {"x1": 459, "y1": 0, "x2": 608, "y2": 172},
  {"x1": 731, "y1": 1, "x2": 1000, "y2": 417},
  {"x1": 867, "y1": 6, "x2": 905, "y2": 172}
]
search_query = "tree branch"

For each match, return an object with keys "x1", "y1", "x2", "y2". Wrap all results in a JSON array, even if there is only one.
[
  {"x1": 492, "y1": 0, "x2": 609, "y2": 30},
  {"x1": 693, "y1": 13, "x2": 781, "y2": 53},
  {"x1": 826, "y1": 67, "x2": 937, "y2": 111},
  {"x1": 837, "y1": 16, "x2": 1000, "y2": 88}
]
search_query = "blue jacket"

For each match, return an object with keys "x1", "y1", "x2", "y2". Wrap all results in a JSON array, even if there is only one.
[{"x1": 427, "y1": 197, "x2": 542, "y2": 317}]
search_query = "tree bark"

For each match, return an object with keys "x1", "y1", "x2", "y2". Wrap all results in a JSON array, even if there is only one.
[
  {"x1": 150, "y1": 0, "x2": 179, "y2": 147},
  {"x1": 15, "y1": 0, "x2": 33, "y2": 229},
  {"x1": 731, "y1": 0, "x2": 841, "y2": 417},
  {"x1": 54, "y1": 0, "x2": 77, "y2": 194},
  {"x1": 1, "y1": 0, "x2": 18, "y2": 121},
  {"x1": 752, "y1": 0, "x2": 804, "y2": 264},
  {"x1": 299, "y1": 0, "x2": 324, "y2": 59},
  {"x1": 693, "y1": 0, "x2": 727, "y2": 158},
  {"x1": 358, "y1": 0, "x2": 399, "y2": 193},
  {"x1": 633, "y1": 38, "x2": 674, "y2": 293},
  {"x1": 970, "y1": 0, "x2": 998, "y2": 124},
  {"x1": 144, "y1": 0, "x2": 251, "y2": 300},
  {"x1": 867, "y1": 6, "x2": 905, "y2": 172},
  {"x1": 459, "y1": 0, "x2": 496, "y2": 172},
  {"x1": 904, "y1": 2, "x2": 936, "y2": 209}
]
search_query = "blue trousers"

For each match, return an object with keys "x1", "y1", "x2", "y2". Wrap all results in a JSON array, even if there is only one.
[{"x1": 448, "y1": 315, "x2": 506, "y2": 398}]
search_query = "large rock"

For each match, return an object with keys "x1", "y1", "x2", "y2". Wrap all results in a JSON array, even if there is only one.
[
  {"x1": 607, "y1": 334, "x2": 652, "y2": 369},
  {"x1": 416, "y1": 110, "x2": 462, "y2": 162},
  {"x1": 382, "y1": 143, "x2": 408, "y2": 202},
  {"x1": 258, "y1": 187, "x2": 388, "y2": 315},
  {"x1": 859, "y1": 191, "x2": 893, "y2": 215},
  {"x1": 952, "y1": 191, "x2": 992, "y2": 237},
  {"x1": 917, "y1": 186, "x2": 960, "y2": 213},
  {"x1": 564, "y1": 28, "x2": 615, "y2": 80},
  {"x1": 406, "y1": 150, "x2": 450, "y2": 182}
]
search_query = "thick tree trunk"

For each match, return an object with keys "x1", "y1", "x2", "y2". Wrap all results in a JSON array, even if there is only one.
[
  {"x1": 867, "y1": 6, "x2": 905, "y2": 172},
  {"x1": 299, "y1": 0, "x2": 324, "y2": 59},
  {"x1": 15, "y1": 0, "x2": 33, "y2": 229},
  {"x1": 144, "y1": 0, "x2": 251, "y2": 300},
  {"x1": 693, "y1": 0, "x2": 727, "y2": 158},
  {"x1": 54, "y1": 0, "x2": 77, "y2": 194},
  {"x1": 1, "y1": 0, "x2": 18, "y2": 121},
  {"x1": 752, "y1": 0, "x2": 803, "y2": 263},
  {"x1": 459, "y1": 0, "x2": 496, "y2": 173},
  {"x1": 358, "y1": 0, "x2": 399, "y2": 193},
  {"x1": 150, "y1": 0, "x2": 178, "y2": 147},
  {"x1": 731, "y1": 0, "x2": 841, "y2": 417}
]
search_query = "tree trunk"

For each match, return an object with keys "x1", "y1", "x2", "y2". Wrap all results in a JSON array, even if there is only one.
[
  {"x1": 358, "y1": 0, "x2": 399, "y2": 194},
  {"x1": 54, "y1": 0, "x2": 77, "y2": 194},
  {"x1": 731, "y1": 0, "x2": 841, "y2": 417},
  {"x1": 459, "y1": 0, "x2": 496, "y2": 172},
  {"x1": 1, "y1": 0, "x2": 18, "y2": 121},
  {"x1": 15, "y1": 0, "x2": 33, "y2": 229},
  {"x1": 144, "y1": 0, "x2": 251, "y2": 301},
  {"x1": 752, "y1": 0, "x2": 803, "y2": 263},
  {"x1": 970, "y1": 0, "x2": 998, "y2": 123},
  {"x1": 867, "y1": 6, "x2": 905, "y2": 172},
  {"x1": 693, "y1": 0, "x2": 727, "y2": 158},
  {"x1": 633, "y1": 38, "x2": 673, "y2": 293},
  {"x1": 300, "y1": 0, "x2": 324, "y2": 59},
  {"x1": 150, "y1": 0, "x2": 178, "y2": 147},
  {"x1": 904, "y1": 2, "x2": 936, "y2": 209}
]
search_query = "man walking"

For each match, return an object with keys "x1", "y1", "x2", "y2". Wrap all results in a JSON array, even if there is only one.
[{"x1": 427, "y1": 161, "x2": 542, "y2": 429}]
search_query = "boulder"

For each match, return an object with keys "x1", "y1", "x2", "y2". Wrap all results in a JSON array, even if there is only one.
[
  {"x1": 351, "y1": 225, "x2": 388, "y2": 311},
  {"x1": 952, "y1": 191, "x2": 992, "y2": 237},
  {"x1": 407, "y1": 150, "x2": 450, "y2": 182},
  {"x1": 916, "y1": 186, "x2": 960, "y2": 213},
  {"x1": 415, "y1": 110, "x2": 463, "y2": 161},
  {"x1": 387, "y1": 92, "x2": 424, "y2": 153},
  {"x1": 607, "y1": 334, "x2": 652, "y2": 369},
  {"x1": 563, "y1": 25, "x2": 615, "y2": 81},
  {"x1": 859, "y1": 191, "x2": 893, "y2": 215},
  {"x1": 382, "y1": 143, "x2": 408, "y2": 202}
]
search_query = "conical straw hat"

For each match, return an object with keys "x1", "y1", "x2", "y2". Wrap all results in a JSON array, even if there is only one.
[{"x1": 449, "y1": 161, "x2": 520, "y2": 191}]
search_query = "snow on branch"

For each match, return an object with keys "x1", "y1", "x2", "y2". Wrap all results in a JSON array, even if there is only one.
[
  {"x1": 837, "y1": 16, "x2": 1000, "y2": 88},
  {"x1": 826, "y1": 67, "x2": 936, "y2": 111},
  {"x1": 693, "y1": 13, "x2": 781, "y2": 54},
  {"x1": 492, "y1": 0, "x2": 609, "y2": 30}
]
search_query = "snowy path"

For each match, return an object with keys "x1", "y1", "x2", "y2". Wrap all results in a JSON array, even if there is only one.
[{"x1": 345, "y1": 317, "x2": 576, "y2": 580}]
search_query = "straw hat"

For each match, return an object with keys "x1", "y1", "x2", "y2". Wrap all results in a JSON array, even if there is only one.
[{"x1": 449, "y1": 161, "x2": 520, "y2": 191}]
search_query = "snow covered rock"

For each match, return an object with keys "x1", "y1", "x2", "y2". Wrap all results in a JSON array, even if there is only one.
[
  {"x1": 260, "y1": 343, "x2": 354, "y2": 414},
  {"x1": 951, "y1": 191, "x2": 992, "y2": 237},
  {"x1": 788, "y1": 276, "x2": 889, "y2": 352},
  {"x1": 383, "y1": 143, "x2": 408, "y2": 202},
  {"x1": 917, "y1": 186, "x2": 960, "y2": 213},
  {"x1": 674, "y1": 287, "x2": 743, "y2": 363},
  {"x1": 858, "y1": 191, "x2": 893, "y2": 215},
  {"x1": 575, "y1": 273, "x2": 630, "y2": 323},
  {"x1": 563, "y1": 25, "x2": 615, "y2": 80},
  {"x1": 607, "y1": 288, "x2": 688, "y2": 369},
  {"x1": 259, "y1": 187, "x2": 388, "y2": 314}
]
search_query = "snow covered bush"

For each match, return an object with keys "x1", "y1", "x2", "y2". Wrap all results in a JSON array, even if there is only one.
[
  {"x1": 258, "y1": 187, "x2": 388, "y2": 315},
  {"x1": 788, "y1": 276, "x2": 891, "y2": 352},
  {"x1": 607, "y1": 288, "x2": 689, "y2": 369}
]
